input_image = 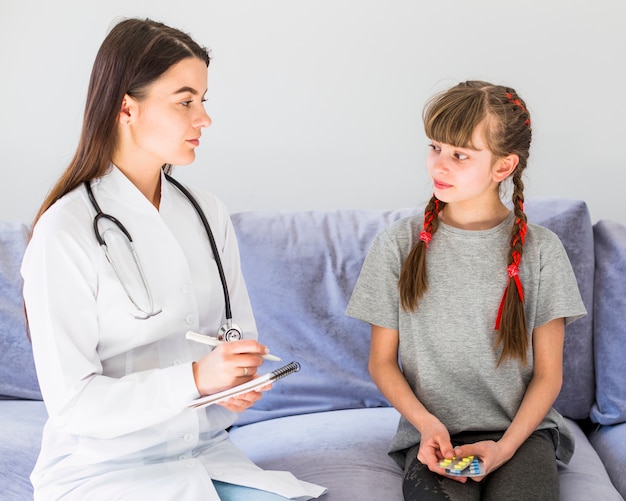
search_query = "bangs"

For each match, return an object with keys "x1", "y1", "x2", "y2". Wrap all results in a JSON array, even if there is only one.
[{"x1": 423, "y1": 91, "x2": 487, "y2": 149}]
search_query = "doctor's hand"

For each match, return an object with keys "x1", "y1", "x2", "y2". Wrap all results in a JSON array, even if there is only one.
[
  {"x1": 192, "y1": 339, "x2": 269, "y2": 396},
  {"x1": 218, "y1": 381, "x2": 273, "y2": 413}
]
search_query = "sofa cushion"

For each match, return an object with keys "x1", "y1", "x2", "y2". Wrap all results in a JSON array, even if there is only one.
[
  {"x1": 230, "y1": 407, "x2": 404, "y2": 501},
  {"x1": 232, "y1": 209, "x2": 415, "y2": 425},
  {"x1": 588, "y1": 422, "x2": 626, "y2": 499},
  {"x1": 525, "y1": 199, "x2": 595, "y2": 420},
  {"x1": 230, "y1": 408, "x2": 623, "y2": 501},
  {"x1": 0, "y1": 400, "x2": 48, "y2": 501},
  {"x1": 232, "y1": 198, "x2": 595, "y2": 425},
  {"x1": 557, "y1": 419, "x2": 624, "y2": 500},
  {"x1": 590, "y1": 220, "x2": 626, "y2": 425},
  {"x1": 0, "y1": 222, "x2": 41, "y2": 400}
]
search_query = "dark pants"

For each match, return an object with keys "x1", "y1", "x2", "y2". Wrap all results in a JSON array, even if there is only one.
[{"x1": 402, "y1": 429, "x2": 559, "y2": 501}]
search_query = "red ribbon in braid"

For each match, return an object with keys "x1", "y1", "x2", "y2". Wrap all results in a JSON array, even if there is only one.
[
  {"x1": 505, "y1": 92, "x2": 531, "y2": 127},
  {"x1": 419, "y1": 199, "x2": 440, "y2": 247},
  {"x1": 494, "y1": 206, "x2": 527, "y2": 329}
]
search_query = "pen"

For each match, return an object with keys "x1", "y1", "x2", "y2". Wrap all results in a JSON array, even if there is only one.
[{"x1": 185, "y1": 331, "x2": 282, "y2": 362}]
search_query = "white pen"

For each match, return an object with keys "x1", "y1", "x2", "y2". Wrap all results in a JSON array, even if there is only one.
[{"x1": 185, "y1": 331, "x2": 282, "y2": 362}]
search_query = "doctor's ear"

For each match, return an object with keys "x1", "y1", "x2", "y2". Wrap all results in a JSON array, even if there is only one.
[
  {"x1": 118, "y1": 94, "x2": 137, "y2": 125},
  {"x1": 493, "y1": 153, "x2": 519, "y2": 182}
]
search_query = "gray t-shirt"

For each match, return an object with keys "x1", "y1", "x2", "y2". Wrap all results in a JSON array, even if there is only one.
[{"x1": 346, "y1": 212, "x2": 586, "y2": 465}]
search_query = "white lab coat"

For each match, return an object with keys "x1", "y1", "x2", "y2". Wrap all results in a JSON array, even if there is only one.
[{"x1": 21, "y1": 166, "x2": 326, "y2": 501}]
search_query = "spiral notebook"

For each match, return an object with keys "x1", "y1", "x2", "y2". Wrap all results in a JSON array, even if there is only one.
[{"x1": 188, "y1": 361, "x2": 301, "y2": 409}]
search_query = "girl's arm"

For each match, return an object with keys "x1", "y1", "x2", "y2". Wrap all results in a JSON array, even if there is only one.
[
  {"x1": 370, "y1": 324, "x2": 459, "y2": 474},
  {"x1": 498, "y1": 317, "x2": 565, "y2": 456},
  {"x1": 458, "y1": 317, "x2": 565, "y2": 476}
]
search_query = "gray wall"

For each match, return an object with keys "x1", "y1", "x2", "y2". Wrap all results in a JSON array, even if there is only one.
[{"x1": 1, "y1": 0, "x2": 624, "y2": 224}]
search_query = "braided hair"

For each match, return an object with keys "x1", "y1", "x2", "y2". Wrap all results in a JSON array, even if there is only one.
[{"x1": 398, "y1": 81, "x2": 532, "y2": 365}]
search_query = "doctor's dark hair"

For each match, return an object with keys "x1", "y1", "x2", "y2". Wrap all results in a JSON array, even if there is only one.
[
  {"x1": 398, "y1": 80, "x2": 532, "y2": 365},
  {"x1": 32, "y1": 18, "x2": 210, "y2": 227}
]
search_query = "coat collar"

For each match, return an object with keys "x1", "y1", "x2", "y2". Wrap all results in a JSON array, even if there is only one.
[{"x1": 94, "y1": 164, "x2": 176, "y2": 214}]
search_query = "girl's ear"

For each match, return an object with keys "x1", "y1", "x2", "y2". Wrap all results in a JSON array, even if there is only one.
[
  {"x1": 493, "y1": 154, "x2": 519, "y2": 182},
  {"x1": 118, "y1": 94, "x2": 137, "y2": 125}
]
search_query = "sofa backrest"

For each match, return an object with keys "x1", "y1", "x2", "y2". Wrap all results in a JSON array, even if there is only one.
[
  {"x1": 525, "y1": 199, "x2": 595, "y2": 419},
  {"x1": 0, "y1": 198, "x2": 597, "y2": 421},
  {"x1": 0, "y1": 222, "x2": 41, "y2": 400},
  {"x1": 233, "y1": 198, "x2": 596, "y2": 426},
  {"x1": 590, "y1": 220, "x2": 626, "y2": 426},
  {"x1": 232, "y1": 209, "x2": 415, "y2": 425}
]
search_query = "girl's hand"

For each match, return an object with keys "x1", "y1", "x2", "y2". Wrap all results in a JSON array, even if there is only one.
[
  {"x1": 451, "y1": 440, "x2": 513, "y2": 482},
  {"x1": 192, "y1": 339, "x2": 269, "y2": 396},
  {"x1": 417, "y1": 417, "x2": 468, "y2": 484}
]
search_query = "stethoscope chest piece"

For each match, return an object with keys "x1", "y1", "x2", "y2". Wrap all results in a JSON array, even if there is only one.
[{"x1": 218, "y1": 321, "x2": 243, "y2": 342}]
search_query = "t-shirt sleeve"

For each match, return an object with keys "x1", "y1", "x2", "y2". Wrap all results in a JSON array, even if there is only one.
[
  {"x1": 533, "y1": 229, "x2": 587, "y2": 329},
  {"x1": 345, "y1": 227, "x2": 403, "y2": 330}
]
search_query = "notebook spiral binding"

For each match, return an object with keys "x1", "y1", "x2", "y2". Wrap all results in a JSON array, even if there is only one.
[{"x1": 272, "y1": 361, "x2": 301, "y2": 381}]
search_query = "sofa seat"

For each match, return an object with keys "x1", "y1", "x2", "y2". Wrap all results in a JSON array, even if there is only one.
[
  {"x1": 231, "y1": 408, "x2": 403, "y2": 500},
  {"x1": 230, "y1": 407, "x2": 623, "y2": 501},
  {"x1": 588, "y1": 423, "x2": 626, "y2": 498},
  {"x1": 0, "y1": 400, "x2": 47, "y2": 501}
]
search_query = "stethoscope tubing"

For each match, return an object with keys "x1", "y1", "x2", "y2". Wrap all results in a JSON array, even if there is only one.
[
  {"x1": 164, "y1": 173, "x2": 233, "y2": 323},
  {"x1": 83, "y1": 175, "x2": 234, "y2": 328}
]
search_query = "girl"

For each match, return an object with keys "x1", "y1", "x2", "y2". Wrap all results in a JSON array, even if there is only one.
[
  {"x1": 346, "y1": 81, "x2": 586, "y2": 500},
  {"x1": 21, "y1": 18, "x2": 325, "y2": 501}
]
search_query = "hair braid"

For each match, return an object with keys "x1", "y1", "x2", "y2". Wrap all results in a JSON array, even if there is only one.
[
  {"x1": 491, "y1": 87, "x2": 532, "y2": 365},
  {"x1": 399, "y1": 195, "x2": 445, "y2": 311},
  {"x1": 494, "y1": 170, "x2": 529, "y2": 365}
]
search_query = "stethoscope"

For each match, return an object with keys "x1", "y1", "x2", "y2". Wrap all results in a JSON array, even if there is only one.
[{"x1": 84, "y1": 173, "x2": 243, "y2": 342}]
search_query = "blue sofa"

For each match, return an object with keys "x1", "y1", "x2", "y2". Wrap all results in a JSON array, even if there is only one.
[{"x1": 1, "y1": 198, "x2": 625, "y2": 500}]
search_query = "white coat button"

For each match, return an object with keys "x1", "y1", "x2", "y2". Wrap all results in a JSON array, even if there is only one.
[
  {"x1": 181, "y1": 285, "x2": 189, "y2": 294},
  {"x1": 185, "y1": 315, "x2": 193, "y2": 325},
  {"x1": 183, "y1": 433, "x2": 193, "y2": 441}
]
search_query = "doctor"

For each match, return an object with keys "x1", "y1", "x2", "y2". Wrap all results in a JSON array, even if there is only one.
[{"x1": 21, "y1": 17, "x2": 326, "y2": 501}]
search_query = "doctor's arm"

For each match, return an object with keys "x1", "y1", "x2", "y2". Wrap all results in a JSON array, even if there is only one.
[{"x1": 22, "y1": 220, "x2": 203, "y2": 439}]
